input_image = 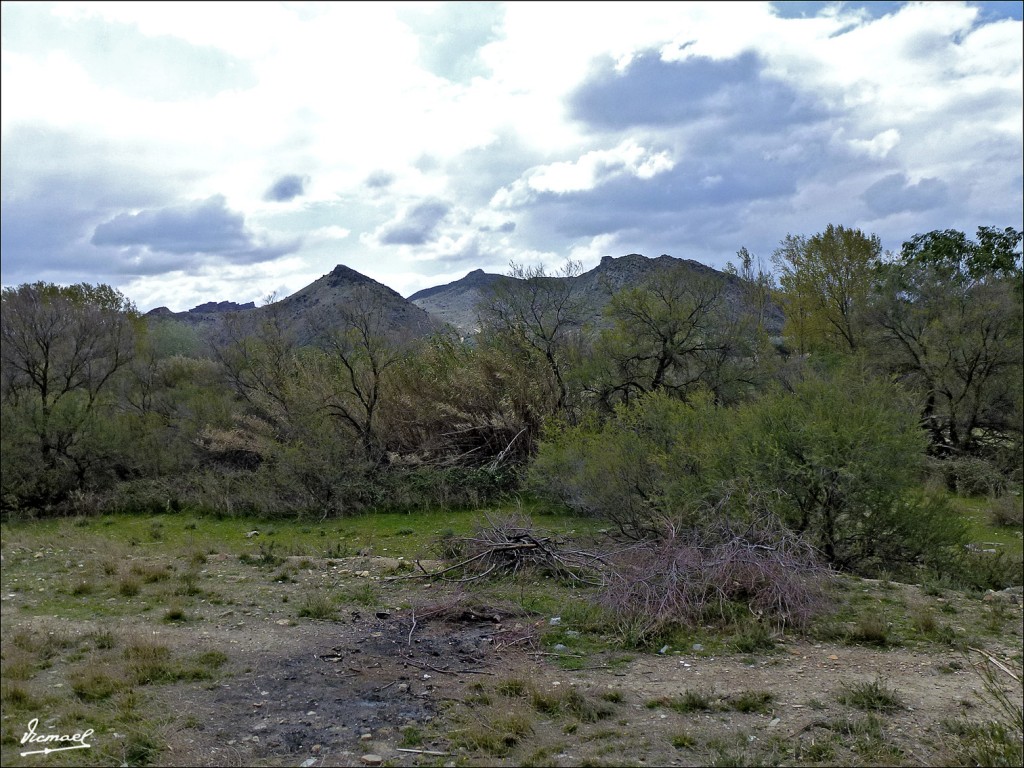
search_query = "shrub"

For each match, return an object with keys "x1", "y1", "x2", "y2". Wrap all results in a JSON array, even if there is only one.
[
  {"x1": 596, "y1": 513, "x2": 831, "y2": 645},
  {"x1": 531, "y1": 369, "x2": 967, "y2": 574}
]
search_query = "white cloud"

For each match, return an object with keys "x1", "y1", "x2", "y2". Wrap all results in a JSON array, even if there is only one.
[
  {"x1": 491, "y1": 140, "x2": 675, "y2": 206},
  {"x1": 849, "y1": 128, "x2": 901, "y2": 159}
]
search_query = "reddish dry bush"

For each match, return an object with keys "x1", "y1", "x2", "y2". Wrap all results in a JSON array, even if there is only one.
[{"x1": 598, "y1": 514, "x2": 832, "y2": 642}]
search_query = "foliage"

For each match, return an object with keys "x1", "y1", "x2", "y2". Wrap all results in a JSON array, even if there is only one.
[
  {"x1": 734, "y1": 366, "x2": 968, "y2": 572},
  {"x1": 772, "y1": 224, "x2": 883, "y2": 353},
  {"x1": 477, "y1": 260, "x2": 589, "y2": 415},
  {"x1": 529, "y1": 389, "x2": 734, "y2": 538},
  {"x1": 867, "y1": 227, "x2": 1023, "y2": 462},
  {"x1": 531, "y1": 368, "x2": 964, "y2": 573},
  {"x1": 1, "y1": 282, "x2": 139, "y2": 511}
]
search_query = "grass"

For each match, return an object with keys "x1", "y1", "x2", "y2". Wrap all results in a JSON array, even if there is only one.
[
  {"x1": 0, "y1": 500, "x2": 1020, "y2": 767},
  {"x1": 296, "y1": 592, "x2": 339, "y2": 620},
  {"x1": 835, "y1": 677, "x2": 904, "y2": 712}
]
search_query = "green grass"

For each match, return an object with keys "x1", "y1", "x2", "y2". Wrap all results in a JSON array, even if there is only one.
[
  {"x1": 952, "y1": 496, "x2": 1024, "y2": 557},
  {"x1": 836, "y1": 677, "x2": 904, "y2": 712}
]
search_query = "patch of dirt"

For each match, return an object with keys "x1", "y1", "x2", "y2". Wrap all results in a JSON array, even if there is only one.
[{"x1": 3, "y1": 552, "x2": 1021, "y2": 766}]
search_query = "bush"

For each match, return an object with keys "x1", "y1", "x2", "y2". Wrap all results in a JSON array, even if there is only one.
[
  {"x1": 596, "y1": 513, "x2": 831, "y2": 645},
  {"x1": 531, "y1": 369, "x2": 966, "y2": 573},
  {"x1": 735, "y1": 370, "x2": 965, "y2": 571},
  {"x1": 941, "y1": 456, "x2": 1010, "y2": 497}
]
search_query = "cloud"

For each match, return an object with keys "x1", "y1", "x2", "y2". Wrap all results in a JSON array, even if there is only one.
[
  {"x1": 862, "y1": 173, "x2": 949, "y2": 215},
  {"x1": 400, "y1": 2, "x2": 504, "y2": 83},
  {"x1": 491, "y1": 140, "x2": 676, "y2": 207},
  {"x1": 2, "y1": 4, "x2": 257, "y2": 102},
  {"x1": 848, "y1": 129, "x2": 901, "y2": 159},
  {"x1": 91, "y1": 195, "x2": 299, "y2": 262},
  {"x1": 365, "y1": 170, "x2": 395, "y2": 189},
  {"x1": 570, "y1": 50, "x2": 828, "y2": 133},
  {"x1": 374, "y1": 199, "x2": 452, "y2": 245},
  {"x1": 263, "y1": 174, "x2": 307, "y2": 202}
]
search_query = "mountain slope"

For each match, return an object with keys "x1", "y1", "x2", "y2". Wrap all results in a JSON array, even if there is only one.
[
  {"x1": 145, "y1": 264, "x2": 437, "y2": 352},
  {"x1": 411, "y1": 254, "x2": 784, "y2": 336}
]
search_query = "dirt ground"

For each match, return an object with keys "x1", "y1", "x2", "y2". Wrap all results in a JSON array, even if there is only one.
[
  {"x1": 5, "y1": 550, "x2": 1017, "y2": 768},
  {"x1": 160, "y1": 616, "x2": 1016, "y2": 768}
]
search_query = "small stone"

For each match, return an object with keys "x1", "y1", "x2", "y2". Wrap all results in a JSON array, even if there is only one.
[
  {"x1": 360, "y1": 733, "x2": 373, "y2": 741},
  {"x1": 658, "y1": 645, "x2": 670, "y2": 655},
  {"x1": 768, "y1": 718, "x2": 781, "y2": 727},
  {"x1": 549, "y1": 616, "x2": 561, "y2": 625},
  {"x1": 692, "y1": 643, "x2": 704, "y2": 652},
  {"x1": 311, "y1": 744, "x2": 322, "y2": 753},
  {"x1": 361, "y1": 754, "x2": 383, "y2": 766},
  {"x1": 300, "y1": 760, "x2": 317, "y2": 768}
]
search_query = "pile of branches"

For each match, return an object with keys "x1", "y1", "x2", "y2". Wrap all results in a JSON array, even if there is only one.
[
  {"x1": 598, "y1": 512, "x2": 833, "y2": 641},
  {"x1": 418, "y1": 512, "x2": 608, "y2": 586}
]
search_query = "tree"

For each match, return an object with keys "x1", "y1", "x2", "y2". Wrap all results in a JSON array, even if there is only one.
[
  {"x1": 772, "y1": 225, "x2": 883, "y2": 353},
  {"x1": 868, "y1": 227, "x2": 1023, "y2": 460},
  {"x1": 1, "y1": 283, "x2": 138, "y2": 508},
  {"x1": 735, "y1": 367, "x2": 964, "y2": 572},
  {"x1": 478, "y1": 260, "x2": 588, "y2": 415},
  {"x1": 311, "y1": 286, "x2": 411, "y2": 465},
  {"x1": 589, "y1": 267, "x2": 734, "y2": 407}
]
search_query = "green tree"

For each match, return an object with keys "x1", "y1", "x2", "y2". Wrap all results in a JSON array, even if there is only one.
[
  {"x1": 868, "y1": 227, "x2": 1023, "y2": 460},
  {"x1": 1, "y1": 283, "x2": 138, "y2": 509},
  {"x1": 735, "y1": 367, "x2": 964, "y2": 571},
  {"x1": 772, "y1": 225, "x2": 883, "y2": 353},
  {"x1": 591, "y1": 269, "x2": 730, "y2": 406}
]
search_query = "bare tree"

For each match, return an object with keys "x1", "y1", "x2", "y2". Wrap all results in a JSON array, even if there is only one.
[
  {"x1": 1, "y1": 283, "x2": 137, "y2": 498},
  {"x1": 311, "y1": 286, "x2": 411, "y2": 464},
  {"x1": 478, "y1": 260, "x2": 588, "y2": 414}
]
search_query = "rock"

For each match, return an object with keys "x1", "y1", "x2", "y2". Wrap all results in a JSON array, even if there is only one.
[
  {"x1": 361, "y1": 754, "x2": 384, "y2": 766},
  {"x1": 549, "y1": 617, "x2": 561, "y2": 625},
  {"x1": 692, "y1": 643, "x2": 704, "y2": 652},
  {"x1": 245, "y1": 530, "x2": 260, "y2": 538}
]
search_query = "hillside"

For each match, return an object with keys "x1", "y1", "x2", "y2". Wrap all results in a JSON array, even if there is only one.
[
  {"x1": 144, "y1": 254, "x2": 783, "y2": 350},
  {"x1": 145, "y1": 264, "x2": 437, "y2": 351},
  {"x1": 411, "y1": 254, "x2": 784, "y2": 336}
]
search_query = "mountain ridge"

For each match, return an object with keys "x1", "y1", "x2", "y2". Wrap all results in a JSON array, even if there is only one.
[{"x1": 144, "y1": 253, "x2": 782, "y2": 348}]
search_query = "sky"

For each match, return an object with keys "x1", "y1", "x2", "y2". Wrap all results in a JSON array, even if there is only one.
[{"x1": 2, "y1": 1, "x2": 1022, "y2": 313}]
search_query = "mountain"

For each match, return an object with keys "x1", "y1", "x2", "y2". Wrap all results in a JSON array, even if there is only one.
[
  {"x1": 145, "y1": 264, "x2": 437, "y2": 352},
  {"x1": 408, "y1": 268, "x2": 511, "y2": 335},
  {"x1": 144, "y1": 254, "x2": 783, "y2": 353},
  {"x1": 410, "y1": 254, "x2": 784, "y2": 336}
]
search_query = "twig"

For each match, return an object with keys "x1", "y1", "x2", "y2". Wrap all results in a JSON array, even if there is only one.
[
  {"x1": 396, "y1": 748, "x2": 450, "y2": 756},
  {"x1": 407, "y1": 609, "x2": 417, "y2": 646},
  {"x1": 968, "y1": 646, "x2": 1021, "y2": 683}
]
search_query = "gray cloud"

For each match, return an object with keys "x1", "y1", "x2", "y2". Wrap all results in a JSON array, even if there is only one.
[
  {"x1": 264, "y1": 174, "x2": 307, "y2": 202},
  {"x1": 365, "y1": 170, "x2": 395, "y2": 189},
  {"x1": 479, "y1": 220, "x2": 516, "y2": 233},
  {"x1": 570, "y1": 51, "x2": 829, "y2": 134},
  {"x1": 92, "y1": 195, "x2": 298, "y2": 262},
  {"x1": 862, "y1": 173, "x2": 949, "y2": 215},
  {"x1": 376, "y1": 199, "x2": 452, "y2": 245}
]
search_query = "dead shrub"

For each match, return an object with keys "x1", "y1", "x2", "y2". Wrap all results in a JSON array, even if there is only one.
[
  {"x1": 423, "y1": 511, "x2": 607, "y2": 585},
  {"x1": 597, "y1": 513, "x2": 831, "y2": 645}
]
